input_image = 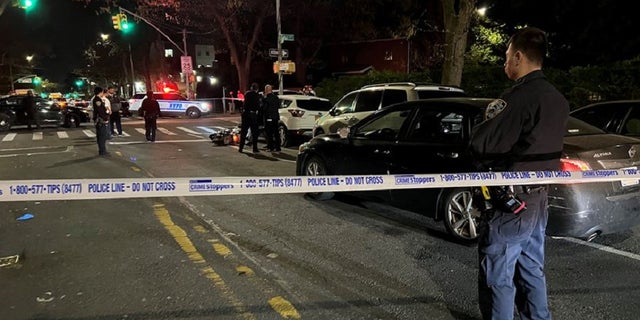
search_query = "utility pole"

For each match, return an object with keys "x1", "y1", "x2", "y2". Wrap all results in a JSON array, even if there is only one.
[
  {"x1": 128, "y1": 43, "x2": 135, "y2": 96},
  {"x1": 276, "y1": 0, "x2": 283, "y2": 94},
  {"x1": 118, "y1": 6, "x2": 190, "y2": 99},
  {"x1": 182, "y1": 28, "x2": 190, "y2": 99}
]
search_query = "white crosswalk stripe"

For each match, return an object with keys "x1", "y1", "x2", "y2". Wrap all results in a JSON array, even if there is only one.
[
  {"x1": 83, "y1": 129, "x2": 96, "y2": 137},
  {"x1": 177, "y1": 126, "x2": 201, "y2": 135},
  {"x1": 158, "y1": 127, "x2": 177, "y2": 135},
  {"x1": 196, "y1": 126, "x2": 217, "y2": 134},
  {"x1": 2, "y1": 133, "x2": 16, "y2": 141},
  {"x1": 0, "y1": 125, "x2": 238, "y2": 142}
]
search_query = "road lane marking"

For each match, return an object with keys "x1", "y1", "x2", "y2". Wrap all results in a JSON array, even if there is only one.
[
  {"x1": 560, "y1": 237, "x2": 640, "y2": 262},
  {"x1": 0, "y1": 145, "x2": 73, "y2": 158},
  {"x1": 158, "y1": 127, "x2": 178, "y2": 135},
  {"x1": 83, "y1": 129, "x2": 95, "y2": 137},
  {"x1": 2, "y1": 133, "x2": 16, "y2": 141},
  {"x1": 269, "y1": 297, "x2": 301, "y2": 319},
  {"x1": 32, "y1": 132, "x2": 43, "y2": 140},
  {"x1": 213, "y1": 243, "x2": 232, "y2": 257},
  {"x1": 197, "y1": 126, "x2": 217, "y2": 133},
  {"x1": 109, "y1": 138, "x2": 208, "y2": 145},
  {"x1": 57, "y1": 131, "x2": 69, "y2": 139},
  {"x1": 152, "y1": 203, "x2": 255, "y2": 320},
  {"x1": 135, "y1": 128, "x2": 145, "y2": 135},
  {"x1": 121, "y1": 131, "x2": 131, "y2": 137},
  {"x1": 177, "y1": 126, "x2": 201, "y2": 135}
]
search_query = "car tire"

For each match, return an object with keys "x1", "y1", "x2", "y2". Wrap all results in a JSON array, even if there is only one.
[
  {"x1": 303, "y1": 155, "x2": 335, "y2": 201},
  {"x1": 313, "y1": 128, "x2": 325, "y2": 137},
  {"x1": 186, "y1": 107, "x2": 201, "y2": 119},
  {"x1": 64, "y1": 114, "x2": 80, "y2": 128},
  {"x1": 278, "y1": 124, "x2": 290, "y2": 147},
  {"x1": 0, "y1": 113, "x2": 11, "y2": 131},
  {"x1": 440, "y1": 188, "x2": 483, "y2": 243}
]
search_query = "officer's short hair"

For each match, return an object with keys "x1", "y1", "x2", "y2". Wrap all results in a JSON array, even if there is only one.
[
  {"x1": 507, "y1": 27, "x2": 547, "y2": 65},
  {"x1": 250, "y1": 82, "x2": 259, "y2": 91},
  {"x1": 94, "y1": 87, "x2": 103, "y2": 95}
]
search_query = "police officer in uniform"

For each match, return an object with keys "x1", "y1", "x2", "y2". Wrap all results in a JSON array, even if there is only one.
[
  {"x1": 262, "y1": 84, "x2": 281, "y2": 152},
  {"x1": 470, "y1": 27, "x2": 569, "y2": 319},
  {"x1": 238, "y1": 82, "x2": 261, "y2": 153},
  {"x1": 139, "y1": 91, "x2": 161, "y2": 142},
  {"x1": 91, "y1": 87, "x2": 109, "y2": 156}
]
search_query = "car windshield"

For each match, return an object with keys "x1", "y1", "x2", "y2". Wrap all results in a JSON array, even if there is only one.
[
  {"x1": 296, "y1": 99, "x2": 332, "y2": 111},
  {"x1": 565, "y1": 116, "x2": 606, "y2": 136}
]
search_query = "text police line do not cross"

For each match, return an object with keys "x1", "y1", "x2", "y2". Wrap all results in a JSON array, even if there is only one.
[{"x1": 0, "y1": 169, "x2": 637, "y2": 202}]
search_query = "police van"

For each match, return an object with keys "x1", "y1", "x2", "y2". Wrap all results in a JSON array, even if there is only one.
[{"x1": 127, "y1": 92, "x2": 212, "y2": 119}]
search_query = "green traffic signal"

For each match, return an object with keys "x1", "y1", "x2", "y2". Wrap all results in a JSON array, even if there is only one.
[
  {"x1": 33, "y1": 76, "x2": 41, "y2": 85},
  {"x1": 75, "y1": 80, "x2": 83, "y2": 88},
  {"x1": 19, "y1": 0, "x2": 37, "y2": 12},
  {"x1": 119, "y1": 14, "x2": 133, "y2": 33}
]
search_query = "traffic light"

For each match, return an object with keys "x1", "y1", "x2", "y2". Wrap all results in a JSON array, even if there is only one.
[
  {"x1": 119, "y1": 13, "x2": 132, "y2": 33},
  {"x1": 19, "y1": 0, "x2": 36, "y2": 12},
  {"x1": 111, "y1": 14, "x2": 121, "y2": 30},
  {"x1": 33, "y1": 76, "x2": 41, "y2": 86}
]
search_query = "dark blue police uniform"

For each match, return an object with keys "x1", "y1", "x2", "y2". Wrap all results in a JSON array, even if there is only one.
[
  {"x1": 92, "y1": 95, "x2": 109, "y2": 156},
  {"x1": 470, "y1": 70, "x2": 569, "y2": 319}
]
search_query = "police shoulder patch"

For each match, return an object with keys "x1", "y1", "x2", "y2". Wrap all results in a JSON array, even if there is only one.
[
  {"x1": 96, "y1": 101, "x2": 102, "y2": 106},
  {"x1": 484, "y1": 99, "x2": 507, "y2": 120}
]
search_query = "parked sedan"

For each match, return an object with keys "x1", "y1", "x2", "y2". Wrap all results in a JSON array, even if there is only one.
[
  {"x1": 570, "y1": 100, "x2": 640, "y2": 136},
  {"x1": 296, "y1": 98, "x2": 640, "y2": 242},
  {"x1": 0, "y1": 95, "x2": 64, "y2": 131}
]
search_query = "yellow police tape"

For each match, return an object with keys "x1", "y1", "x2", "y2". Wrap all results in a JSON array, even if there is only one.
[{"x1": 0, "y1": 169, "x2": 637, "y2": 202}]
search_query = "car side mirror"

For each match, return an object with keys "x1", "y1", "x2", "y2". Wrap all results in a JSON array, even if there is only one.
[{"x1": 338, "y1": 127, "x2": 350, "y2": 139}]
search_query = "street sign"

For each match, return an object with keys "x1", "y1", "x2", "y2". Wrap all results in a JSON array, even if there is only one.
[
  {"x1": 280, "y1": 33, "x2": 294, "y2": 43},
  {"x1": 273, "y1": 61, "x2": 296, "y2": 74},
  {"x1": 268, "y1": 48, "x2": 289, "y2": 58},
  {"x1": 181, "y1": 56, "x2": 193, "y2": 74}
]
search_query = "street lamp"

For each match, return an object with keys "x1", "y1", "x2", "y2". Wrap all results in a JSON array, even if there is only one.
[
  {"x1": 100, "y1": 33, "x2": 110, "y2": 41},
  {"x1": 25, "y1": 55, "x2": 33, "y2": 63},
  {"x1": 477, "y1": 7, "x2": 487, "y2": 16}
]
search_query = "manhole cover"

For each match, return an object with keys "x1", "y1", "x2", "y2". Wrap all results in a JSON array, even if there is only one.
[{"x1": 0, "y1": 255, "x2": 20, "y2": 268}]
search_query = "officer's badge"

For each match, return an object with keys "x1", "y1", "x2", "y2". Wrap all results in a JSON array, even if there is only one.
[
  {"x1": 484, "y1": 99, "x2": 507, "y2": 120},
  {"x1": 96, "y1": 101, "x2": 102, "y2": 106}
]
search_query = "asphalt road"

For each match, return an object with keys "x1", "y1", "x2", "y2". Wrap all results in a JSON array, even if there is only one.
[{"x1": 1, "y1": 115, "x2": 639, "y2": 320}]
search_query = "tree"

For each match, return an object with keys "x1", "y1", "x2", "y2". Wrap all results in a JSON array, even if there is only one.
[{"x1": 440, "y1": 0, "x2": 477, "y2": 86}]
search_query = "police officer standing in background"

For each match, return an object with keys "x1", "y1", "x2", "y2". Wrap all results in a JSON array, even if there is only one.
[
  {"x1": 91, "y1": 87, "x2": 109, "y2": 156},
  {"x1": 470, "y1": 27, "x2": 569, "y2": 319},
  {"x1": 238, "y1": 82, "x2": 261, "y2": 153},
  {"x1": 139, "y1": 91, "x2": 160, "y2": 142},
  {"x1": 262, "y1": 84, "x2": 281, "y2": 152},
  {"x1": 107, "y1": 86, "x2": 123, "y2": 136}
]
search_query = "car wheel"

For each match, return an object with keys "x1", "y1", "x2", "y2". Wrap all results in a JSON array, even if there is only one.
[
  {"x1": 441, "y1": 188, "x2": 483, "y2": 242},
  {"x1": 303, "y1": 155, "x2": 335, "y2": 201},
  {"x1": 278, "y1": 124, "x2": 289, "y2": 147},
  {"x1": 0, "y1": 113, "x2": 11, "y2": 131},
  {"x1": 186, "y1": 107, "x2": 201, "y2": 119},
  {"x1": 313, "y1": 128, "x2": 325, "y2": 137},
  {"x1": 64, "y1": 114, "x2": 80, "y2": 128}
]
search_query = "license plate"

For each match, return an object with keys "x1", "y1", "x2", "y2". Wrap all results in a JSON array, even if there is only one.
[{"x1": 621, "y1": 166, "x2": 639, "y2": 187}]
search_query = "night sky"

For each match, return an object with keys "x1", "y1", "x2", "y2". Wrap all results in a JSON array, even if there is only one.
[{"x1": 1, "y1": 0, "x2": 105, "y2": 83}]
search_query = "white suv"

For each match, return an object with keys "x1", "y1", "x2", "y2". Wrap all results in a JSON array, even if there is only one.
[
  {"x1": 278, "y1": 94, "x2": 332, "y2": 147},
  {"x1": 313, "y1": 82, "x2": 465, "y2": 136}
]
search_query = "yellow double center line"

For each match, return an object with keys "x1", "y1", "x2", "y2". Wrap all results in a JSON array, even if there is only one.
[{"x1": 153, "y1": 203, "x2": 300, "y2": 319}]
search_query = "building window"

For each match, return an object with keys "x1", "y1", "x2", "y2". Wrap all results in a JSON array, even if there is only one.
[
  {"x1": 385, "y1": 50, "x2": 393, "y2": 61},
  {"x1": 165, "y1": 49, "x2": 174, "y2": 58}
]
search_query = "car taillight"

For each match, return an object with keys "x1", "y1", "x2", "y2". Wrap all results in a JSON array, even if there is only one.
[
  {"x1": 288, "y1": 109, "x2": 305, "y2": 117},
  {"x1": 560, "y1": 158, "x2": 591, "y2": 171}
]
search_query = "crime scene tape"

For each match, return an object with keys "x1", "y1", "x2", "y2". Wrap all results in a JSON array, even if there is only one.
[{"x1": 1, "y1": 168, "x2": 639, "y2": 202}]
